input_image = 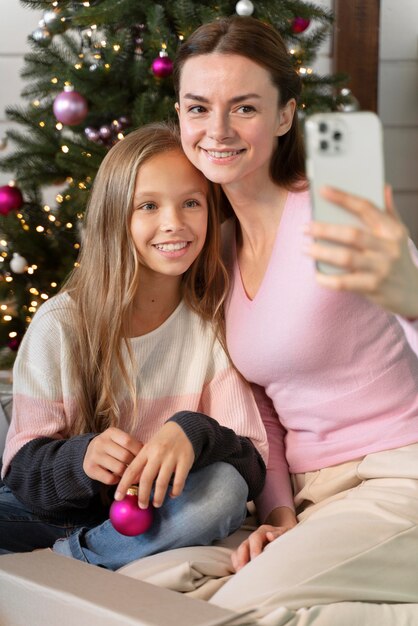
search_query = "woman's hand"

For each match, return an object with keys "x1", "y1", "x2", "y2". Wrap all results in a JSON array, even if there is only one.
[
  {"x1": 114, "y1": 421, "x2": 195, "y2": 509},
  {"x1": 231, "y1": 506, "x2": 297, "y2": 572},
  {"x1": 83, "y1": 427, "x2": 143, "y2": 485},
  {"x1": 305, "y1": 186, "x2": 418, "y2": 318}
]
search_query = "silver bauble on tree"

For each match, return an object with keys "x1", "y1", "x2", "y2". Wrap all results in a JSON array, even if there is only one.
[
  {"x1": 336, "y1": 88, "x2": 360, "y2": 112},
  {"x1": 236, "y1": 0, "x2": 254, "y2": 16},
  {"x1": 31, "y1": 27, "x2": 52, "y2": 46},
  {"x1": 43, "y1": 9, "x2": 67, "y2": 35},
  {"x1": 10, "y1": 253, "x2": 28, "y2": 274}
]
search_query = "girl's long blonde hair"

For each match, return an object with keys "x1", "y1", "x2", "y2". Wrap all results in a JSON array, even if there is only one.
[{"x1": 63, "y1": 122, "x2": 228, "y2": 436}]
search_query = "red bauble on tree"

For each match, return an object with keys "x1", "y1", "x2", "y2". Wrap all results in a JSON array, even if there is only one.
[
  {"x1": 151, "y1": 51, "x2": 173, "y2": 78},
  {"x1": 53, "y1": 86, "x2": 89, "y2": 126},
  {"x1": 291, "y1": 17, "x2": 311, "y2": 33},
  {"x1": 0, "y1": 184, "x2": 23, "y2": 215}
]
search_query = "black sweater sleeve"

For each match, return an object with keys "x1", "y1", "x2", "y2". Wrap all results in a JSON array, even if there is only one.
[
  {"x1": 3, "y1": 434, "x2": 107, "y2": 521},
  {"x1": 168, "y1": 411, "x2": 266, "y2": 501}
]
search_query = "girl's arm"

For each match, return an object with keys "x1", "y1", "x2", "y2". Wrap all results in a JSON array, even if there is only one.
[
  {"x1": 115, "y1": 414, "x2": 266, "y2": 509},
  {"x1": 2, "y1": 298, "x2": 139, "y2": 515},
  {"x1": 2, "y1": 434, "x2": 102, "y2": 513},
  {"x1": 167, "y1": 410, "x2": 266, "y2": 501},
  {"x1": 3, "y1": 426, "x2": 143, "y2": 515},
  {"x1": 1, "y1": 300, "x2": 104, "y2": 514}
]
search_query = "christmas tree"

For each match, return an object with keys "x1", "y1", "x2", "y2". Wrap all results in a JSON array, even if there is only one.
[{"x1": 0, "y1": 0, "x2": 348, "y2": 362}]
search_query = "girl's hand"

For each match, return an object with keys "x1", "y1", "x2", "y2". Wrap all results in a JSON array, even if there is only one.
[
  {"x1": 231, "y1": 506, "x2": 297, "y2": 572},
  {"x1": 306, "y1": 186, "x2": 418, "y2": 318},
  {"x1": 114, "y1": 421, "x2": 195, "y2": 509},
  {"x1": 83, "y1": 427, "x2": 143, "y2": 485}
]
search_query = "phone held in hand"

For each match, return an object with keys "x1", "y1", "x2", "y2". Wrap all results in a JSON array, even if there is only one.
[{"x1": 304, "y1": 111, "x2": 386, "y2": 275}]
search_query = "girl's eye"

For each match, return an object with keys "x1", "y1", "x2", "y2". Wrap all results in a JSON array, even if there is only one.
[
  {"x1": 184, "y1": 199, "x2": 200, "y2": 208},
  {"x1": 140, "y1": 202, "x2": 157, "y2": 211}
]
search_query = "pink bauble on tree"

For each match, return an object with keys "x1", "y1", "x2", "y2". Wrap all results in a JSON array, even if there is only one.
[
  {"x1": 109, "y1": 486, "x2": 154, "y2": 536},
  {"x1": 291, "y1": 17, "x2": 311, "y2": 33},
  {"x1": 151, "y1": 51, "x2": 173, "y2": 78},
  {"x1": 53, "y1": 86, "x2": 88, "y2": 126},
  {"x1": 0, "y1": 184, "x2": 23, "y2": 215}
]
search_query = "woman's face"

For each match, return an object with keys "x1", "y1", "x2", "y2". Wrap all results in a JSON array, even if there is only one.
[{"x1": 176, "y1": 53, "x2": 295, "y2": 188}]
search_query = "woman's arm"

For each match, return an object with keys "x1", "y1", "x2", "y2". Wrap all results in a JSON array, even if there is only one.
[
  {"x1": 230, "y1": 386, "x2": 297, "y2": 571},
  {"x1": 251, "y1": 384, "x2": 294, "y2": 521},
  {"x1": 305, "y1": 186, "x2": 418, "y2": 319}
]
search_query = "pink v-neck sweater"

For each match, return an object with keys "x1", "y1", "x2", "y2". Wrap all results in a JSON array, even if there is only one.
[{"x1": 225, "y1": 190, "x2": 418, "y2": 519}]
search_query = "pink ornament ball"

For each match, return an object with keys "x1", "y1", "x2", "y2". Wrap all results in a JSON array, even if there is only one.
[
  {"x1": 291, "y1": 17, "x2": 311, "y2": 33},
  {"x1": 53, "y1": 89, "x2": 89, "y2": 126},
  {"x1": 99, "y1": 125, "x2": 112, "y2": 140},
  {"x1": 151, "y1": 55, "x2": 173, "y2": 78},
  {"x1": 0, "y1": 185, "x2": 23, "y2": 216},
  {"x1": 109, "y1": 488, "x2": 154, "y2": 536}
]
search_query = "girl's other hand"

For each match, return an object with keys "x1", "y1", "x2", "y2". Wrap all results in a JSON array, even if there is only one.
[
  {"x1": 231, "y1": 506, "x2": 297, "y2": 572},
  {"x1": 305, "y1": 186, "x2": 418, "y2": 318},
  {"x1": 83, "y1": 427, "x2": 143, "y2": 485},
  {"x1": 114, "y1": 421, "x2": 195, "y2": 509}
]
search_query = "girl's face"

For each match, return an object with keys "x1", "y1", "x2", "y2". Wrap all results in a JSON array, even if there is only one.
[
  {"x1": 130, "y1": 149, "x2": 208, "y2": 282},
  {"x1": 176, "y1": 53, "x2": 295, "y2": 188}
]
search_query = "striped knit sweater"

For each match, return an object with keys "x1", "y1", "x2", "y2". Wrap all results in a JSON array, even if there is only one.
[{"x1": 2, "y1": 292, "x2": 268, "y2": 522}]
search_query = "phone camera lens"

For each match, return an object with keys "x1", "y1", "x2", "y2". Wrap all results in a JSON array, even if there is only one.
[
  {"x1": 319, "y1": 140, "x2": 328, "y2": 151},
  {"x1": 319, "y1": 122, "x2": 328, "y2": 133},
  {"x1": 333, "y1": 131, "x2": 342, "y2": 141}
]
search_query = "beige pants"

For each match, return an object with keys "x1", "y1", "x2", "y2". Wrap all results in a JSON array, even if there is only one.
[{"x1": 210, "y1": 443, "x2": 418, "y2": 623}]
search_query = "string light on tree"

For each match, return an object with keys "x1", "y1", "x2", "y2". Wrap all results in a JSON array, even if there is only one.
[{"x1": 235, "y1": 0, "x2": 254, "y2": 16}]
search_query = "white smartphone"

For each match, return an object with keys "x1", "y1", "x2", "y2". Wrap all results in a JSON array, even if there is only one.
[{"x1": 304, "y1": 111, "x2": 385, "y2": 274}]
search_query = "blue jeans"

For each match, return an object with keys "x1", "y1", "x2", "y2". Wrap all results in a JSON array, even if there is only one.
[
  {"x1": 0, "y1": 486, "x2": 102, "y2": 555},
  {"x1": 53, "y1": 462, "x2": 248, "y2": 570}
]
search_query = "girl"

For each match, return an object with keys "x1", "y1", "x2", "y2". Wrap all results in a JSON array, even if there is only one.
[
  {"x1": 172, "y1": 15, "x2": 418, "y2": 623},
  {"x1": 0, "y1": 122, "x2": 268, "y2": 570}
]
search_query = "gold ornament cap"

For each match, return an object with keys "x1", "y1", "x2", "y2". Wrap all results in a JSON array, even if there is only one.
[{"x1": 127, "y1": 485, "x2": 138, "y2": 496}]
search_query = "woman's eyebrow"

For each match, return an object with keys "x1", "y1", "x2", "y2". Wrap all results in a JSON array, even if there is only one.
[{"x1": 183, "y1": 93, "x2": 261, "y2": 104}]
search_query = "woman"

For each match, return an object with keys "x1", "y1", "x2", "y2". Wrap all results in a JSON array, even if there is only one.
[{"x1": 172, "y1": 14, "x2": 418, "y2": 623}]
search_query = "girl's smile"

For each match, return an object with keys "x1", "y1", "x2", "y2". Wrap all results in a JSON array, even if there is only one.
[{"x1": 152, "y1": 240, "x2": 192, "y2": 257}]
